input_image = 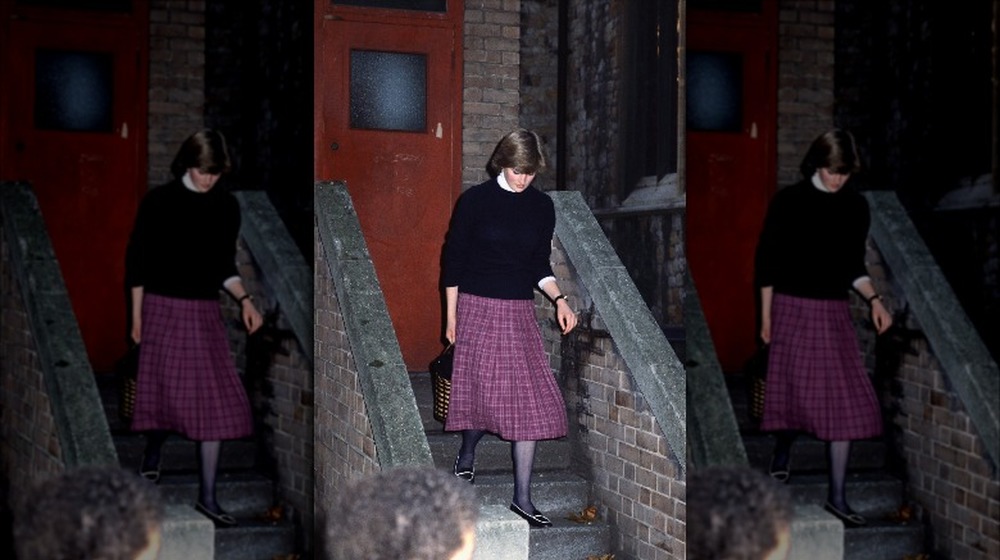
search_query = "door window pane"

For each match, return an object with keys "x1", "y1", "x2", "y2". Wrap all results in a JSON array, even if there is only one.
[
  {"x1": 333, "y1": 0, "x2": 446, "y2": 12},
  {"x1": 686, "y1": 51, "x2": 743, "y2": 132},
  {"x1": 350, "y1": 49, "x2": 426, "y2": 132},
  {"x1": 35, "y1": 49, "x2": 114, "y2": 132}
]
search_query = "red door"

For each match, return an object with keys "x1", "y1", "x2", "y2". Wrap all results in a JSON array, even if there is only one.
[
  {"x1": 1, "y1": 4, "x2": 148, "y2": 373},
  {"x1": 315, "y1": 4, "x2": 463, "y2": 371},
  {"x1": 686, "y1": 3, "x2": 777, "y2": 372}
]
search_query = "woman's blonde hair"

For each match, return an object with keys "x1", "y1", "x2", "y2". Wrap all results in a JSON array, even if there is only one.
[{"x1": 486, "y1": 129, "x2": 547, "y2": 177}]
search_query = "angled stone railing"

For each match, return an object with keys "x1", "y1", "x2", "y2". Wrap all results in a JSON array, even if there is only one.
[
  {"x1": 683, "y1": 268, "x2": 748, "y2": 468},
  {"x1": 1, "y1": 181, "x2": 215, "y2": 560},
  {"x1": 0, "y1": 182, "x2": 117, "y2": 472},
  {"x1": 865, "y1": 192, "x2": 999, "y2": 467},
  {"x1": 862, "y1": 191, "x2": 999, "y2": 558},
  {"x1": 234, "y1": 191, "x2": 313, "y2": 363},
  {"x1": 549, "y1": 191, "x2": 686, "y2": 470},
  {"x1": 313, "y1": 181, "x2": 432, "y2": 470}
]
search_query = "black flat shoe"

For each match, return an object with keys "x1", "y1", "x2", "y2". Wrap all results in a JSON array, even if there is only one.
[
  {"x1": 195, "y1": 502, "x2": 238, "y2": 527},
  {"x1": 768, "y1": 455, "x2": 790, "y2": 483},
  {"x1": 453, "y1": 457, "x2": 475, "y2": 484},
  {"x1": 824, "y1": 501, "x2": 866, "y2": 527},
  {"x1": 509, "y1": 503, "x2": 552, "y2": 527},
  {"x1": 138, "y1": 453, "x2": 161, "y2": 484}
]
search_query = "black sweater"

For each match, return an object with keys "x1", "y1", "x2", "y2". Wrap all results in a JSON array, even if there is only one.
[
  {"x1": 125, "y1": 180, "x2": 240, "y2": 300},
  {"x1": 754, "y1": 179, "x2": 870, "y2": 300},
  {"x1": 441, "y1": 178, "x2": 555, "y2": 300}
]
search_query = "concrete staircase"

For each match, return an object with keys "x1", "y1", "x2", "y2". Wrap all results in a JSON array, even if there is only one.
[
  {"x1": 98, "y1": 373, "x2": 299, "y2": 560},
  {"x1": 725, "y1": 373, "x2": 927, "y2": 560},
  {"x1": 410, "y1": 371, "x2": 613, "y2": 560}
]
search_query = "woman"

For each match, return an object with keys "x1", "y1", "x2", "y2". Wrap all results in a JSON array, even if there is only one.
[
  {"x1": 441, "y1": 129, "x2": 577, "y2": 527},
  {"x1": 125, "y1": 129, "x2": 262, "y2": 527},
  {"x1": 755, "y1": 129, "x2": 892, "y2": 527}
]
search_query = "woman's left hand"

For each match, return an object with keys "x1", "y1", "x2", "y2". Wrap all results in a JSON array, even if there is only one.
[
  {"x1": 556, "y1": 299, "x2": 577, "y2": 335},
  {"x1": 242, "y1": 300, "x2": 264, "y2": 334},
  {"x1": 871, "y1": 298, "x2": 892, "y2": 334}
]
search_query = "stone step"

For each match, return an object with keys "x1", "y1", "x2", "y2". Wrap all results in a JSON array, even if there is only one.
[
  {"x1": 843, "y1": 518, "x2": 925, "y2": 560},
  {"x1": 154, "y1": 471, "x2": 277, "y2": 518},
  {"x1": 469, "y1": 471, "x2": 592, "y2": 514},
  {"x1": 213, "y1": 518, "x2": 298, "y2": 560},
  {"x1": 742, "y1": 433, "x2": 887, "y2": 473},
  {"x1": 527, "y1": 517, "x2": 613, "y2": 560},
  {"x1": 114, "y1": 434, "x2": 259, "y2": 474},
  {"x1": 782, "y1": 472, "x2": 907, "y2": 518},
  {"x1": 427, "y1": 431, "x2": 573, "y2": 474}
]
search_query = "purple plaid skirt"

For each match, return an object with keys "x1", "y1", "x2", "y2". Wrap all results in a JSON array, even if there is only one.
[
  {"x1": 444, "y1": 293, "x2": 568, "y2": 441},
  {"x1": 130, "y1": 294, "x2": 253, "y2": 441},
  {"x1": 760, "y1": 293, "x2": 882, "y2": 441}
]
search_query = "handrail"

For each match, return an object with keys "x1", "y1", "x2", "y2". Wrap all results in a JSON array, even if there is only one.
[{"x1": 864, "y1": 191, "x2": 999, "y2": 467}]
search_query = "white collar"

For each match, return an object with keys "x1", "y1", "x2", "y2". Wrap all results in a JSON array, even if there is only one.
[
  {"x1": 811, "y1": 171, "x2": 833, "y2": 193},
  {"x1": 182, "y1": 171, "x2": 201, "y2": 192},
  {"x1": 497, "y1": 172, "x2": 515, "y2": 192}
]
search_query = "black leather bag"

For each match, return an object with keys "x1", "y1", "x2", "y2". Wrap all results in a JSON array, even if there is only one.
[
  {"x1": 116, "y1": 343, "x2": 140, "y2": 422},
  {"x1": 429, "y1": 344, "x2": 454, "y2": 424},
  {"x1": 745, "y1": 344, "x2": 769, "y2": 423}
]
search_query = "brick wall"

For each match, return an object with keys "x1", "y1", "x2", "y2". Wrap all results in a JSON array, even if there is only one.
[
  {"x1": 520, "y1": 0, "x2": 681, "y2": 329},
  {"x1": 0, "y1": 225, "x2": 64, "y2": 506},
  {"x1": 148, "y1": 0, "x2": 206, "y2": 187},
  {"x1": 776, "y1": 0, "x2": 836, "y2": 186},
  {"x1": 853, "y1": 240, "x2": 1000, "y2": 560},
  {"x1": 312, "y1": 227, "x2": 380, "y2": 525},
  {"x1": 538, "y1": 238, "x2": 684, "y2": 560},
  {"x1": 462, "y1": 0, "x2": 523, "y2": 186},
  {"x1": 564, "y1": 1, "x2": 622, "y2": 207},
  {"x1": 221, "y1": 238, "x2": 315, "y2": 550},
  {"x1": 519, "y1": 1, "x2": 559, "y2": 181}
]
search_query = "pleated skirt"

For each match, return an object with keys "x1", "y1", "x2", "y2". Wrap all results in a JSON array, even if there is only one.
[
  {"x1": 130, "y1": 294, "x2": 253, "y2": 441},
  {"x1": 444, "y1": 293, "x2": 568, "y2": 441},
  {"x1": 760, "y1": 293, "x2": 882, "y2": 441}
]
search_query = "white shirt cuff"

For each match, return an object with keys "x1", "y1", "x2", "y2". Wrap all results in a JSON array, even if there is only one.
[{"x1": 538, "y1": 276, "x2": 556, "y2": 290}]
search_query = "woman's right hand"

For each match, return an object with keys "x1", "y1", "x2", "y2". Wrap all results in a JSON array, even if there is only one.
[
  {"x1": 760, "y1": 318, "x2": 771, "y2": 345},
  {"x1": 759, "y1": 286, "x2": 773, "y2": 344},
  {"x1": 445, "y1": 320, "x2": 456, "y2": 345},
  {"x1": 130, "y1": 319, "x2": 141, "y2": 345}
]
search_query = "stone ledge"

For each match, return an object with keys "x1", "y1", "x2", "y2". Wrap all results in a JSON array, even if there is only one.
[
  {"x1": 158, "y1": 504, "x2": 214, "y2": 560},
  {"x1": 314, "y1": 181, "x2": 432, "y2": 468},
  {"x1": 234, "y1": 191, "x2": 313, "y2": 364},
  {"x1": 788, "y1": 504, "x2": 844, "y2": 560},
  {"x1": 473, "y1": 505, "x2": 530, "y2": 560},
  {"x1": 865, "y1": 191, "x2": 999, "y2": 468},
  {"x1": 549, "y1": 190, "x2": 686, "y2": 473},
  {"x1": 0, "y1": 181, "x2": 116, "y2": 467}
]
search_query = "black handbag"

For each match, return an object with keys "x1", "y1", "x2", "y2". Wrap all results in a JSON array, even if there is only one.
[
  {"x1": 116, "y1": 343, "x2": 140, "y2": 422},
  {"x1": 429, "y1": 344, "x2": 454, "y2": 424},
  {"x1": 745, "y1": 344, "x2": 769, "y2": 423}
]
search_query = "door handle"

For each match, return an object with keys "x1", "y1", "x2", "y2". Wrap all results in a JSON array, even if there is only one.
[
  {"x1": 330, "y1": 142, "x2": 340, "y2": 151},
  {"x1": 14, "y1": 141, "x2": 25, "y2": 152}
]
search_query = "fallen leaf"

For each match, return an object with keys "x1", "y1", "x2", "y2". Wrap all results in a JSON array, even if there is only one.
[
  {"x1": 887, "y1": 504, "x2": 913, "y2": 523},
  {"x1": 585, "y1": 555, "x2": 615, "y2": 560},
  {"x1": 263, "y1": 505, "x2": 284, "y2": 522},
  {"x1": 567, "y1": 505, "x2": 599, "y2": 523}
]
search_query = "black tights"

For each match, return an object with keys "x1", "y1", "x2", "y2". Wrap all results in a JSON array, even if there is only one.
[
  {"x1": 772, "y1": 431, "x2": 855, "y2": 512},
  {"x1": 457, "y1": 429, "x2": 540, "y2": 511},
  {"x1": 142, "y1": 431, "x2": 225, "y2": 513}
]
